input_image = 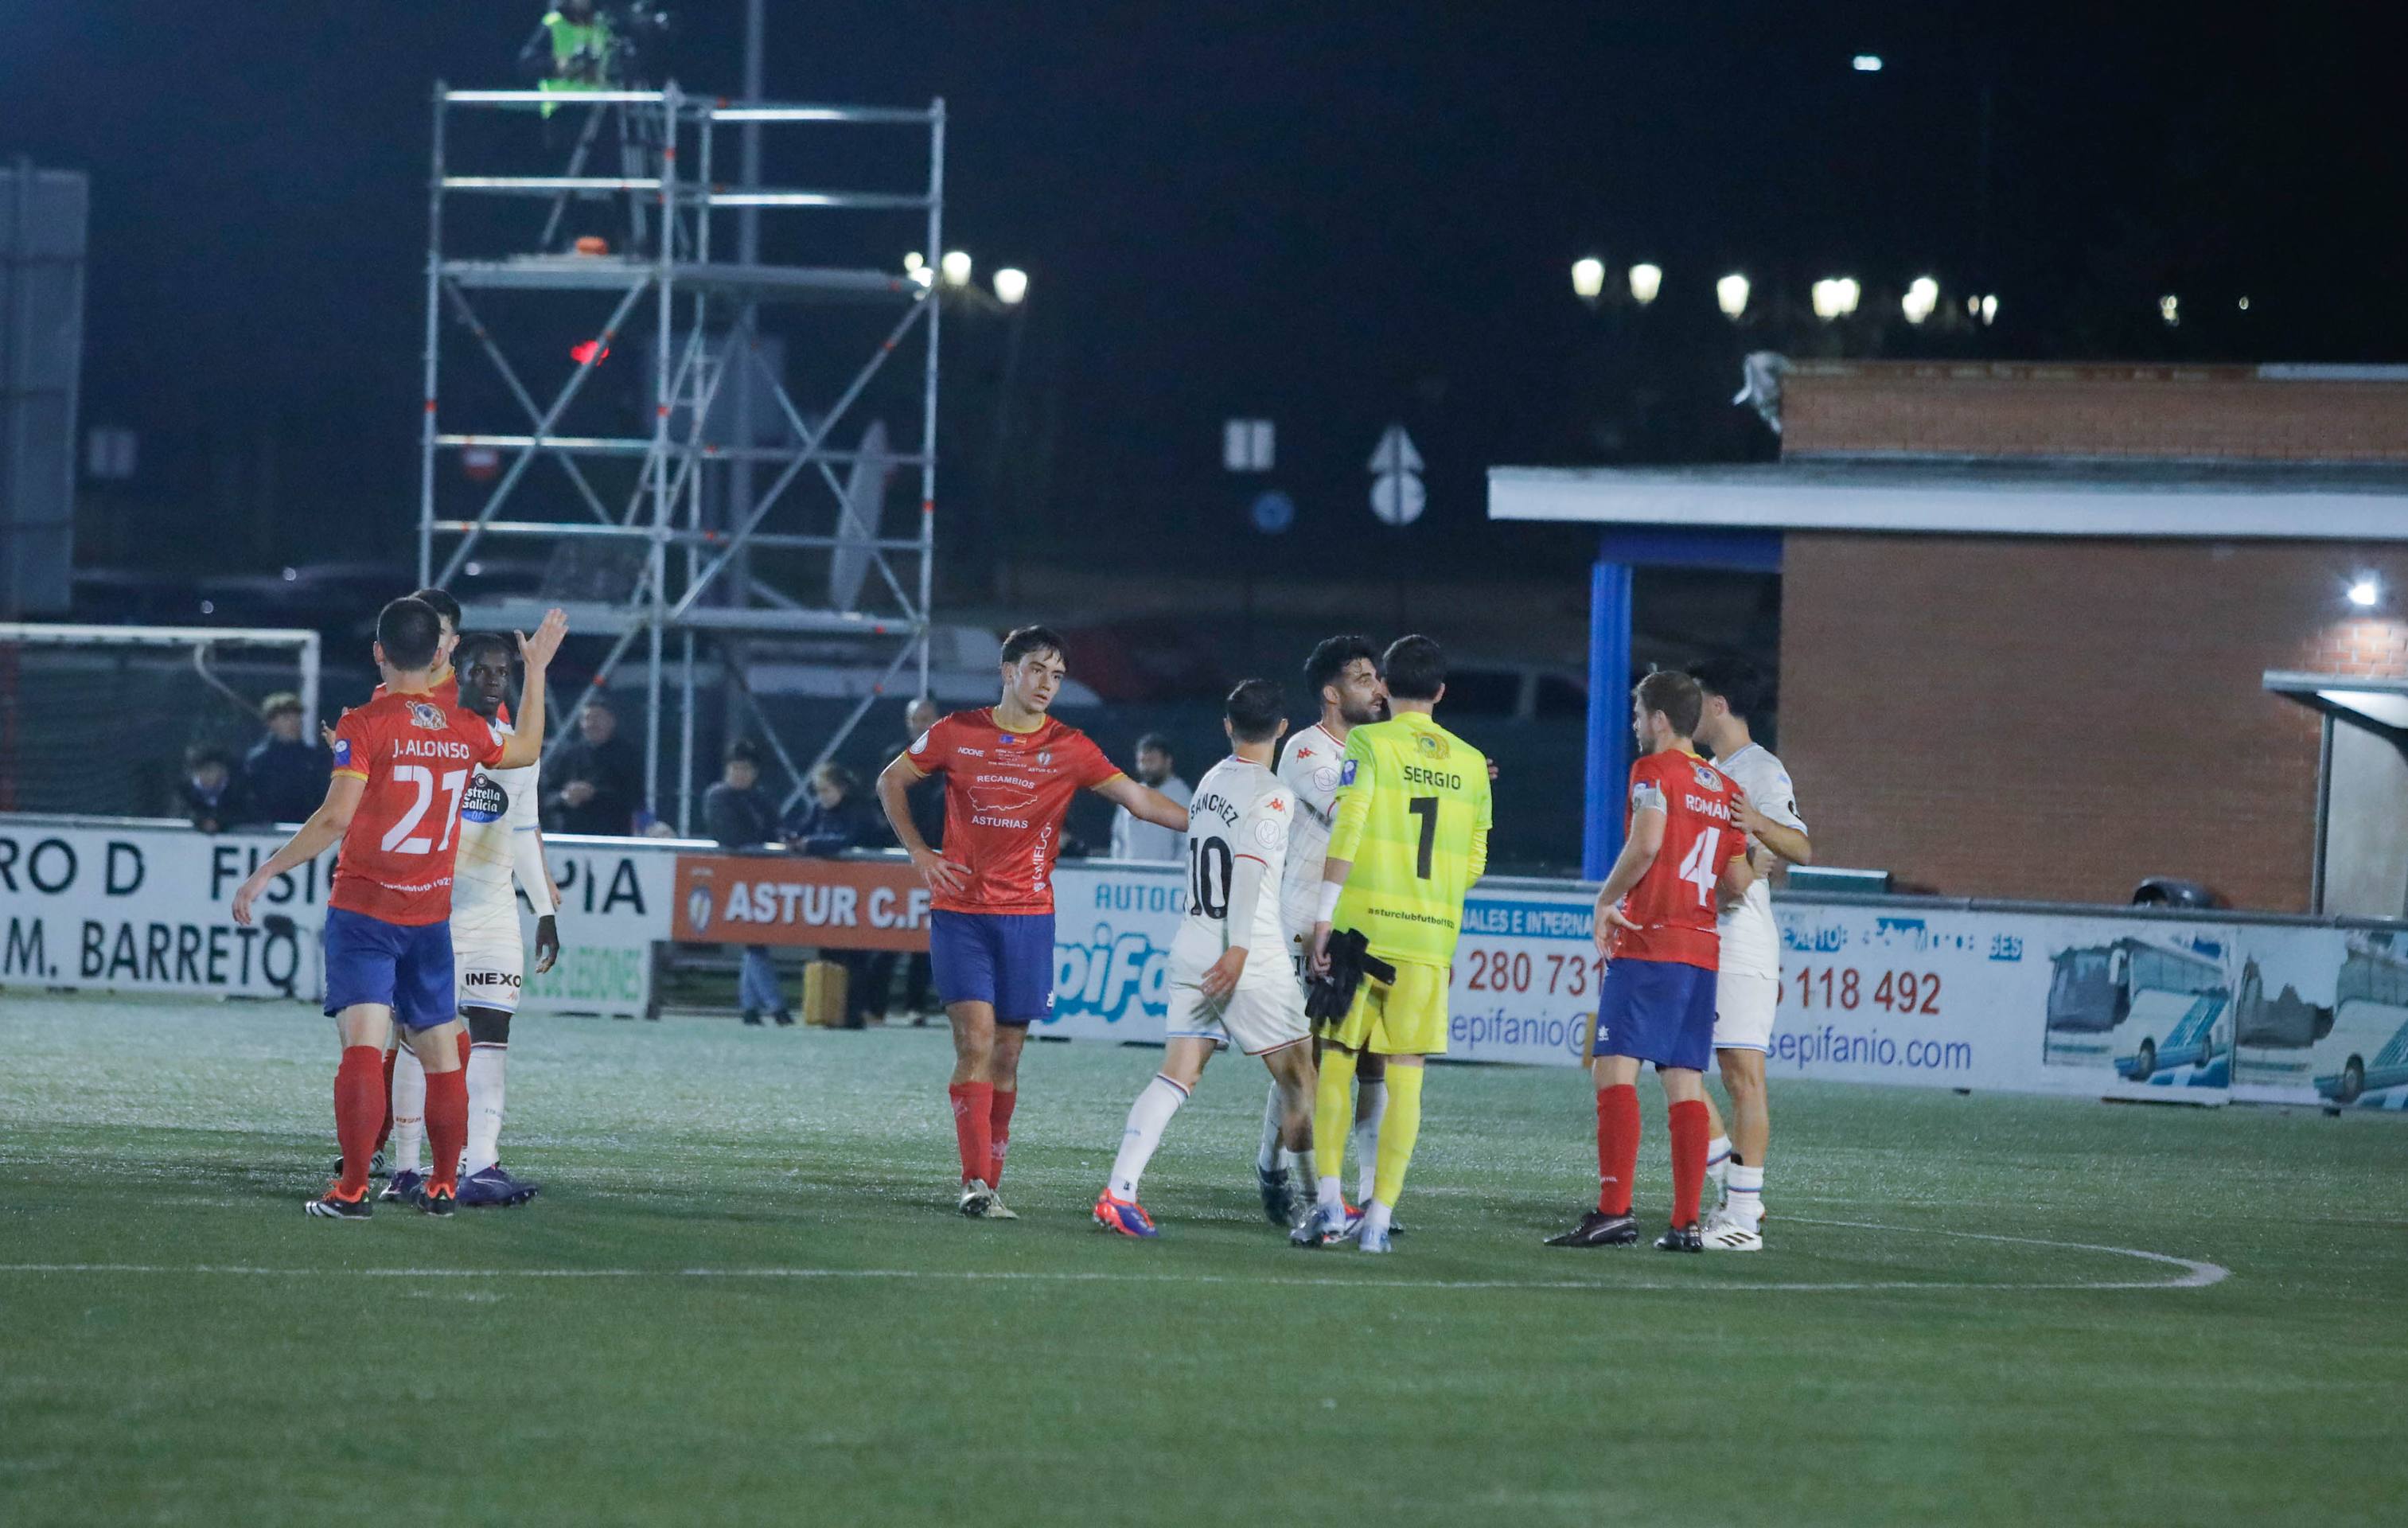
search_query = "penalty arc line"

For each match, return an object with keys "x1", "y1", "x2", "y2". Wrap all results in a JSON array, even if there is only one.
[{"x1": 0, "y1": 1219, "x2": 2230, "y2": 1293}]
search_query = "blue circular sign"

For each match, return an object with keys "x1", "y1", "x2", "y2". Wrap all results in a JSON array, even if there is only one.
[{"x1": 1250, "y1": 490, "x2": 1296, "y2": 535}]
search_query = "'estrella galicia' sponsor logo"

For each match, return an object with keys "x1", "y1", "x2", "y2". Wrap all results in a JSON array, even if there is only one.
[
  {"x1": 460, "y1": 774, "x2": 508, "y2": 824},
  {"x1": 408, "y1": 702, "x2": 447, "y2": 731}
]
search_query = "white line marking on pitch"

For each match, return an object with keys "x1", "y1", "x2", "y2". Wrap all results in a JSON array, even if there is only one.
[{"x1": 0, "y1": 1218, "x2": 2230, "y2": 1292}]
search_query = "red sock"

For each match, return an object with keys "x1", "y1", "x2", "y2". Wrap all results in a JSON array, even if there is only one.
[
  {"x1": 1596, "y1": 1083, "x2": 1640, "y2": 1216},
  {"x1": 949, "y1": 1082, "x2": 994, "y2": 1186},
  {"x1": 1669, "y1": 1098, "x2": 1710, "y2": 1227},
  {"x1": 425, "y1": 1067, "x2": 469, "y2": 1195},
  {"x1": 334, "y1": 1046, "x2": 386, "y2": 1199},
  {"x1": 372, "y1": 1044, "x2": 400, "y2": 1155},
  {"x1": 987, "y1": 1088, "x2": 1019, "y2": 1187}
]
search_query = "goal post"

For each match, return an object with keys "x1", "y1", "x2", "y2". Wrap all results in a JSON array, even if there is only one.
[{"x1": 0, "y1": 623, "x2": 322, "y2": 817}]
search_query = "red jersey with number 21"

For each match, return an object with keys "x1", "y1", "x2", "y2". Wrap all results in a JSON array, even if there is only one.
[
  {"x1": 1614, "y1": 749, "x2": 1748, "y2": 970},
  {"x1": 907, "y1": 708, "x2": 1121, "y2": 915},
  {"x1": 329, "y1": 691, "x2": 508, "y2": 926}
]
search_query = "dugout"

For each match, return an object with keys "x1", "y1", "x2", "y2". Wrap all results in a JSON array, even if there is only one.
[{"x1": 1488, "y1": 363, "x2": 2408, "y2": 916}]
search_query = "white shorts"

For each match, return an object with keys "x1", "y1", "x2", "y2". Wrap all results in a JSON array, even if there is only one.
[
  {"x1": 452, "y1": 908, "x2": 525, "y2": 1013},
  {"x1": 1164, "y1": 975, "x2": 1311, "y2": 1057},
  {"x1": 1713, "y1": 969, "x2": 1779, "y2": 1052}
]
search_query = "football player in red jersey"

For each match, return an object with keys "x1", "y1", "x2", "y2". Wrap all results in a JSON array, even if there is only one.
[
  {"x1": 235, "y1": 598, "x2": 569, "y2": 1218},
  {"x1": 877, "y1": 625, "x2": 1189, "y2": 1218},
  {"x1": 1548, "y1": 669, "x2": 1753, "y2": 1253}
]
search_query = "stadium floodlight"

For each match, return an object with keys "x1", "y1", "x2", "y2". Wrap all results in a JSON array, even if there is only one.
[
  {"x1": 992, "y1": 267, "x2": 1029, "y2": 305},
  {"x1": 1716, "y1": 273, "x2": 1751, "y2": 318},
  {"x1": 1627, "y1": 263, "x2": 1662, "y2": 306},
  {"x1": 1902, "y1": 275, "x2": 1940, "y2": 324},
  {"x1": 1571, "y1": 257, "x2": 1606, "y2": 301},
  {"x1": 2349, "y1": 576, "x2": 2382, "y2": 608},
  {"x1": 2160, "y1": 293, "x2": 2180, "y2": 327},
  {"x1": 1853, "y1": 54, "x2": 1884, "y2": 72},
  {"x1": 940, "y1": 250, "x2": 972, "y2": 287},
  {"x1": 903, "y1": 251, "x2": 924, "y2": 274}
]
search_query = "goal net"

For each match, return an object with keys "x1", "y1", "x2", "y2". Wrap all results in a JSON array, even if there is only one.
[{"x1": 0, "y1": 624, "x2": 321, "y2": 818}]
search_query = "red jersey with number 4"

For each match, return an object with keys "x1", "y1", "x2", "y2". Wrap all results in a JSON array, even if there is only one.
[
  {"x1": 329, "y1": 691, "x2": 508, "y2": 925},
  {"x1": 1614, "y1": 749, "x2": 1748, "y2": 969},
  {"x1": 906, "y1": 707, "x2": 1120, "y2": 914}
]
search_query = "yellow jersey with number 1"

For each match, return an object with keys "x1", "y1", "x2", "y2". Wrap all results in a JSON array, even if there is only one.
[{"x1": 1326, "y1": 711, "x2": 1491, "y2": 969}]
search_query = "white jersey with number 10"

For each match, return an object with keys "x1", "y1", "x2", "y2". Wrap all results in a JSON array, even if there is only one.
[{"x1": 1170, "y1": 754, "x2": 1294, "y2": 977}]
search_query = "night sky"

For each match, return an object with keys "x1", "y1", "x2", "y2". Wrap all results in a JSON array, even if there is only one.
[{"x1": 6, "y1": 2, "x2": 2398, "y2": 581}]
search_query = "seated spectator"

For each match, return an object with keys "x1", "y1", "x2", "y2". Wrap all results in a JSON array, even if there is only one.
[
  {"x1": 783, "y1": 763, "x2": 889, "y2": 1027},
  {"x1": 546, "y1": 696, "x2": 643, "y2": 836},
  {"x1": 179, "y1": 744, "x2": 255, "y2": 834},
  {"x1": 702, "y1": 741, "x2": 790, "y2": 1028},
  {"x1": 242, "y1": 692, "x2": 330, "y2": 824}
]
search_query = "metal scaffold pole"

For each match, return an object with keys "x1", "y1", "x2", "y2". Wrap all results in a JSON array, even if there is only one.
[{"x1": 418, "y1": 82, "x2": 944, "y2": 821}]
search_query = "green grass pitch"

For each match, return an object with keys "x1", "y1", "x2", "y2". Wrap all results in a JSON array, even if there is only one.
[{"x1": 4, "y1": 996, "x2": 2406, "y2": 1526}]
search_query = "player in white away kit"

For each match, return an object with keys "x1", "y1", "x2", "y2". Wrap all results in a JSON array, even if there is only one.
[
  {"x1": 1249, "y1": 636, "x2": 1390, "y2": 1226},
  {"x1": 1689, "y1": 658, "x2": 1812, "y2": 1251},
  {"x1": 384, "y1": 633, "x2": 561, "y2": 1209},
  {"x1": 1096, "y1": 680, "x2": 1319, "y2": 1237}
]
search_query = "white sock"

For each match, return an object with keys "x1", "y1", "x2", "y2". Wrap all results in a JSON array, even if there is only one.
[
  {"x1": 1256, "y1": 1081, "x2": 1288, "y2": 1175},
  {"x1": 1316, "y1": 1174, "x2": 1346, "y2": 1214},
  {"x1": 391, "y1": 1047, "x2": 427, "y2": 1171},
  {"x1": 1706, "y1": 1134, "x2": 1733, "y2": 1184},
  {"x1": 1109, "y1": 1074, "x2": 1187, "y2": 1201},
  {"x1": 1351, "y1": 1078, "x2": 1387, "y2": 1203},
  {"x1": 1726, "y1": 1164, "x2": 1765, "y2": 1225},
  {"x1": 1362, "y1": 1199, "x2": 1394, "y2": 1240},
  {"x1": 465, "y1": 1043, "x2": 507, "y2": 1176}
]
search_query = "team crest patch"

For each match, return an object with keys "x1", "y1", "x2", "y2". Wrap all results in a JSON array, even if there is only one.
[
  {"x1": 1414, "y1": 731, "x2": 1449, "y2": 760},
  {"x1": 408, "y1": 701, "x2": 447, "y2": 730},
  {"x1": 1692, "y1": 763, "x2": 1724, "y2": 791}
]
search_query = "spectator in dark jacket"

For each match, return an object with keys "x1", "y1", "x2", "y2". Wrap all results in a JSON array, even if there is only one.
[
  {"x1": 784, "y1": 762, "x2": 888, "y2": 1027},
  {"x1": 241, "y1": 692, "x2": 331, "y2": 824},
  {"x1": 703, "y1": 741, "x2": 789, "y2": 1027},
  {"x1": 179, "y1": 744, "x2": 255, "y2": 834},
  {"x1": 545, "y1": 697, "x2": 644, "y2": 835}
]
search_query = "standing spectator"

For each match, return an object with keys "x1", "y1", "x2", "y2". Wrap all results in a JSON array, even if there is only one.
[
  {"x1": 883, "y1": 696, "x2": 945, "y2": 1023},
  {"x1": 1109, "y1": 733, "x2": 1190, "y2": 861},
  {"x1": 241, "y1": 692, "x2": 330, "y2": 824},
  {"x1": 546, "y1": 696, "x2": 643, "y2": 835},
  {"x1": 785, "y1": 762, "x2": 890, "y2": 1027},
  {"x1": 703, "y1": 741, "x2": 791, "y2": 1027},
  {"x1": 177, "y1": 743, "x2": 255, "y2": 834}
]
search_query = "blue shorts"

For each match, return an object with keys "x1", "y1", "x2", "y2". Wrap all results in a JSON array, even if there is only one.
[
  {"x1": 1593, "y1": 958, "x2": 1718, "y2": 1072},
  {"x1": 929, "y1": 910, "x2": 1054, "y2": 1026},
  {"x1": 323, "y1": 906, "x2": 457, "y2": 1031}
]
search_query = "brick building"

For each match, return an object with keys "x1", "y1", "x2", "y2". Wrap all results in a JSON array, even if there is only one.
[{"x1": 1490, "y1": 364, "x2": 2408, "y2": 914}]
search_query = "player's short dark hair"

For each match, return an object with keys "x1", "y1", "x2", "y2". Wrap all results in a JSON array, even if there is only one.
[
  {"x1": 411, "y1": 587, "x2": 464, "y2": 633},
  {"x1": 454, "y1": 631, "x2": 514, "y2": 670},
  {"x1": 1224, "y1": 680, "x2": 1285, "y2": 743},
  {"x1": 1135, "y1": 732, "x2": 1174, "y2": 758},
  {"x1": 376, "y1": 596, "x2": 445, "y2": 672},
  {"x1": 1303, "y1": 634, "x2": 1380, "y2": 700},
  {"x1": 1689, "y1": 655, "x2": 1769, "y2": 722},
  {"x1": 1381, "y1": 634, "x2": 1446, "y2": 702},
  {"x1": 724, "y1": 739, "x2": 761, "y2": 767},
  {"x1": 1000, "y1": 625, "x2": 1066, "y2": 666},
  {"x1": 1635, "y1": 668, "x2": 1705, "y2": 738}
]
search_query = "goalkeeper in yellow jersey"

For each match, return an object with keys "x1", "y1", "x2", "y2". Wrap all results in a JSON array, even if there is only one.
[{"x1": 1292, "y1": 634, "x2": 1490, "y2": 1253}]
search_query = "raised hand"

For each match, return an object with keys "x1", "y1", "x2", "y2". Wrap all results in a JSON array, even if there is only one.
[{"x1": 516, "y1": 607, "x2": 571, "y2": 671}]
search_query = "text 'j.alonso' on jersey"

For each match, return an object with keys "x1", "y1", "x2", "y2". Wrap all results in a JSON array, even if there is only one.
[
  {"x1": 1173, "y1": 755, "x2": 1293, "y2": 974},
  {"x1": 1327, "y1": 712, "x2": 1492, "y2": 969},
  {"x1": 1711, "y1": 741, "x2": 1807, "y2": 980},
  {"x1": 906, "y1": 707, "x2": 1121, "y2": 915},
  {"x1": 1615, "y1": 750, "x2": 1749, "y2": 970},
  {"x1": 452, "y1": 717, "x2": 541, "y2": 920},
  {"x1": 329, "y1": 691, "x2": 508, "y2": 926},
  {"x1": 1275, "y1": 721, "x2": 1345, "y2": 938}
]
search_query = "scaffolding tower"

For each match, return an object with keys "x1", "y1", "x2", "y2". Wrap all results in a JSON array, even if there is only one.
[{"x1": 419, "y1": 84, "x2": 943, "y2": 829}]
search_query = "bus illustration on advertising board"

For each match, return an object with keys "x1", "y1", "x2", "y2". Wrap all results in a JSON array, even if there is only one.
[
  {"x1": 2043, "y1": 936, "x2": 2229, "y2": 1086},
  {"x1": 2314, "y1": 931, "x2": 2408, "y2": 1106}
]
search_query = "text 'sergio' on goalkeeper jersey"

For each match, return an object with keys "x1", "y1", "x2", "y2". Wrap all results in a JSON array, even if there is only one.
[{"x1": 1327, "y1": 711, "x2": 1491, "y2": 968}]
